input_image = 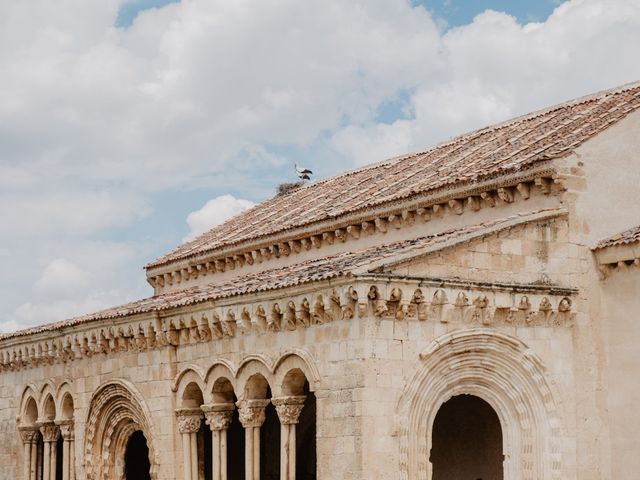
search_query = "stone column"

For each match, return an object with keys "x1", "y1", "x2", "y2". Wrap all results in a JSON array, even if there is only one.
[
  {"x1": 176, "y1": 408, "x2": 202, "y2": 480},
  {"x1": 237, "y1": 399, "x2": 270, "y2": 480},
  {"x1": 202, "y1": 403, "x2": 235, "y2": 480},
  {"x1": 39, "y1": 423, "x2": 60, "y2": 480},
  {"x1": 272, "y1": 396, "x2": 306, "y2": 480},
  {"x1": 18, "y1": 428, "x2": 38, "y2": 480},
  {"x1": 57, "y1": 421, "x2": 75, "y2": 480}
]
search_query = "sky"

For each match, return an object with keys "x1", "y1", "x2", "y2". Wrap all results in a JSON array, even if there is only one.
[{"x1": 1, "y1": 0, "x2": 640, "y2": 332}]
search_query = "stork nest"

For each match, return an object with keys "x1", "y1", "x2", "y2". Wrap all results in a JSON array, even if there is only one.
[{"x1": 277, "y1": 181, "x2": 305, "y2": 196}]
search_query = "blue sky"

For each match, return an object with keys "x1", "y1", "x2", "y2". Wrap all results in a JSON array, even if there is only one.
[{"x1": 2, "y1": 0, "x2": 640, "y2": 332}]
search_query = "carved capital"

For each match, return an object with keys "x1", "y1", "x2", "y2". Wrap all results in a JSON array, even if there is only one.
[
  {"x1": 56, "y1": 420, "x2": 75, "y2": 441},
  {"x1": 39, "y1": 423, "x2": 60, "y2": 443},
  {"x1": 272, "y1": 396, "x2": 306, "y2": 425},
  {"x1": 18, "y1": 427, "x2": 39, "y2": 444},
  {"x1": 202, "y1": 403, "x2": 235, "y2": 431},
  {"x1": 236, "y1": 399, "x2": 270, "y2": 429},
  {"x1": 175, "y1": 408, "x2": 202, "y2": 434}
]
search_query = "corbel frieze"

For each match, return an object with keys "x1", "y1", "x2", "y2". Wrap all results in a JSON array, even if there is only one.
[
  {"x1": 0, "y1": 277, "x2": 576, "y2": 372},
  {"x1": 147, "y1": 171, "x2": 562, "y2": 293}
]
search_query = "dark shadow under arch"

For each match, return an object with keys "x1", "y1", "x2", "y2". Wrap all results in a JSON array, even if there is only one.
[
  {"x1": 125, "y1": 430, "x2": 151, "y2": 480},
  {"x1": 431, "y1": 395, "x2": 503, "y2": 480}
]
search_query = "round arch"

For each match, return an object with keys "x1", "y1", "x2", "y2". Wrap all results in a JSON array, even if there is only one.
[
  {"x1": 84, "y1": 380, "x2": 158, "y2": 480},
  {"x1": 396, "y1": 329, "x2": 562, "y2": 480}
]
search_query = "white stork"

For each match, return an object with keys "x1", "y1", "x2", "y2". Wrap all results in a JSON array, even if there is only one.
[{"x1": 294, "y1": 163, "x2": 313, "y2": 181}]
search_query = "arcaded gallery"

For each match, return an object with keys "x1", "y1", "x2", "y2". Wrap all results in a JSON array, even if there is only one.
[{"x1": 1, "y1": 81, "x2": 640, "y2": 480}]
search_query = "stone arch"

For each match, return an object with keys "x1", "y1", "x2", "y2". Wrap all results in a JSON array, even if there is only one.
[
  {"x1": 84, "y1": 380, "x2": 158, "y2": 480},
  {"x1": 236, "y1": 358, "x2": 274, "y2": 400},
  {"x1": 56, "y1": 382, "x2": 75, "y2": 422},
  {"x1": 171, "y1": 364, "x2": 207, "y2": 394},
  {"x1": 396, "y1": 329, "x2": 562, "y2": 480},
  {"x1": 174, "y1": 368, "x2": 206, "y2": 406},
  {"x1": 41, "y1": 393, "x2": 56, "y2": 423},
  {"x1": 19, "y1": 386, "x2": 39, "y2": 426},
  {"x1": 272, "y1": 350, "x2": 321, "y2": 395}
]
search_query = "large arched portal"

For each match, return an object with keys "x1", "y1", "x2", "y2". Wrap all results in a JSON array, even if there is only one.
[
  {"x1": 431, "y1": 395, "x2": 503, "y2": 480},
  {"x1": 84, "y1": 380, "x2": 158, "y2": 480},
  {"x1": 124, "y1": 430, "x2": 151, "y2": 480}
]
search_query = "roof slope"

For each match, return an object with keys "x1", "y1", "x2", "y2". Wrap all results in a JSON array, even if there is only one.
[
  {"x1": 2, "y1": 210, "x2": 561, "y2": 341},
  {"x1": 150, "y1": 81, "x2": 640, "y2": 268},
  {"x1": 595, "y1": 225, "x2": 640, "y2": 249}
]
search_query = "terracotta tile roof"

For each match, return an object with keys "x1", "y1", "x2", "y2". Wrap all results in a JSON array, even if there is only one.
[
  {"x1": 595, "y1": 225, "x2": 640, "y2": 249},
  {"x1": 148, "y1": 81, "x2": 640, "y2": 269},
  {"x1": 1, "y1": 210, "x2": 559, "y2": 341}
]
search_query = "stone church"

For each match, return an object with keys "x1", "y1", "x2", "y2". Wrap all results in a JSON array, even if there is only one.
[{"x1": 1, "y1": 80, "x2": 640, "y2": 480}]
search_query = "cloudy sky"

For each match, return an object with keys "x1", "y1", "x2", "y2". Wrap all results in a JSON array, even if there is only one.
[{"x1": 1, "y1": 0, "x2": 639, "y2": 332}]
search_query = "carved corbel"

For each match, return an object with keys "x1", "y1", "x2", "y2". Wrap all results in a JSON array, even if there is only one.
[
  {"x1": 354, "y1": 284, "x2": 370, "y2": 318},
  {"x1": 289, "y1": 240, "x2": 302, "y2": 253},
  {"x1": 237, "y1": 307, "x2": 252, "y2": 335},
  {"x1": 538, "y1": 297, "x2": 553, "y2": 323},
  {"x1": 401, "y1": 210, "x2": 415, "y2": 226},
  {"x1": 226, "y1": 257, "x2": 236, "y2": 270},
  {"x1": 388, "y1": 214, "x2": 402, "y2": 229},
  {"x1": 215, "y1": 259, "x2": 226, "y2": 272},
  {"x1": 146, "y1": 324, "x2": 158, "y2": 349},
  {"x1": 535, "y1": 177, "x2": 552, "y2": 194},
  {"x1": 480, "y1": 191, "x2": 496, "y2": 207},
  {"x1": 322, "y1": 232, "x2": 335, "y2": 245},
  {"x1": 284, "y1": 301, "x2": 297, "y2": 330},
  {"x1": 448, "y1": 199, "x2": 464, "y2": 215},
  {"x1": 232, "y1": 255, "x2": 244, "y2": 268},
  {"x1": 297, "y1": 298, "x2": 311, "y2": 327},
  {"x1": 453, "y1": 291, "x2": 471, "y2": 323},
  {"x1": 251, "y1": 251, "x2": 262, "y2": 264},
  {"x1": 312, "y1": 295, "x2": 327, "y2": 324},
  {"x1": 516, "y1": 182, "x2": 531, "y2": 200},
  {"x1": 135, "y1": 325, "x2": 148, "y2": 350},
  {"x1": 279, "y1": 242, "x2": 291, "y2": 256},
  {"x1": 310, "y1": 235, "x2": 322, "y2": 249},
  {"x1": 361, "y1": 221, "x2": 375, "y2": 235},
  {"x1": 222, "y1": 310, "x2": 237, "y2": 337},
  {"x1": 167, "y1": 321, "x2": 180, "y2": 346},
  {"x1": 411, "y1": 288, "x2": 427, "y2": 320},
  {"x1": 300, "y1": 238, "x2": 312, "y2": 251},
  {"x1": 467, "y1": 196, "x2": 481, "y2": 211},
  {"x1": 346, "y1": 225, "x2": 361, "y2": 239},
  {"x1": 253, "y1": 305, "x2": 268, "y2": 334},
  {"x1": 497, "y1": 187, "x2": 514, "y2": 203},
  {"x1": 341, "y1": 287, "x2": 358, "y2": 320},
  {"x1": 269, "y1": 303, "x2": 282, "y2": 331},
  {"x1": 375, "y1": 217, "x2": 388, "y2": 234},
  {"x1": 259, "y1": 248, "x2": 272, "y2": 261},
  {"x1": 430, "y1": 289, "x2": 448, "y2": 323},
  {"x1": 334, "y1": 229, "x2": 347, "y2": 243},
  {"x1": 244, "y1": 252, "x2": 254, "y2": 265},
  {"x1": 472, "y1": 295, "x2": 491, "y2": 325},
  {"x1": 416, "y1": 207, "x2": 431, "y2": 222},
  {"x1": 209, "y1": 312, "x2": 223, "y2": 339}
]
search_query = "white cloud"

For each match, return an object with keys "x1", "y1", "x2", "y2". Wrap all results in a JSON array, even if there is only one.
[
  {"x1": 35, "y1": 258, "x2": 91, "y2": 296},
  {"x1": 184, "y1": 194, "x2": 255, "y2": 242},
  {"x1": 1, "y1": 0, "x2": 640, "y2": 332}
]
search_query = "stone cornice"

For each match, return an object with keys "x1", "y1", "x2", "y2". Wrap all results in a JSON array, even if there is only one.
[
  {"x1": 0, "y1": 276, "x2": 577, "y2": 373},
  {"x1": 146, "y1": 166, "x2": 561, "y2": 293},
  {"x1": 593, "y1": 241, "x2": 640, "y2": 279}
]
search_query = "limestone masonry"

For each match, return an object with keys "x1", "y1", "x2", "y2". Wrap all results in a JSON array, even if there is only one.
[{"x1": 1, "y1": 81, "x2": 640, "y2": 480}]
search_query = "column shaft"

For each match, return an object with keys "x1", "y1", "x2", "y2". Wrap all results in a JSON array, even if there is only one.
[
  {"x1": 42, "y1": 442, "x2": 51, "y2": 480},
  {"x1": 253, "y1": 427, "x2": 260, "y2": 479},
  {"x1": 288, "y1": 424, "x2": 296, "y2": 480},
  {"x1": 23, "y1": 442, "x2": 31, "y2": 480},
  {"x1": 30, "y1": 442, "x2": 37, "y2": 480},
  {"x1": 245, "y1": 428, "x2": 254, "y2": 480},
  {"x1": 212, "y1": 430, "x2": 221, "y2": 480},
  {"x1": 220, "y1": 429, "x2": 228, "y2": 480},
  {"x1": 190, "y1": 432, "x2": 198, "y2": 480},
  {"x1": 182, "y1": 433, "x2": 192, "y2": 480},
  {"x1": 69, "y1": 440, "x2": 75, "y2": 480},
  {"x1": 50, "y1": 441, "x2": 57, "y2": 480},
  {"x1": 280, "y1": 424, "x2": 289, "y2": 480},
  {"x1": 62, "y1": 440, "x2": 69, "y2": 480}
]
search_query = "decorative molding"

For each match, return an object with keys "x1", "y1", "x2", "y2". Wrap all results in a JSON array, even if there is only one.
[
  {"x1": 272, "y1": 396, "x2": 306, "y2": 425},
  {"x1": 18, "y1": 426, "x2": 39, "y2": 444},
  {"x1": 237, "y1": 399, "x2": 270, "y2": 428},
  {"x1": 39, "y1": 422, "x2": 60, "y2": 442},
  {"x1": 175, "y1": 408, "x2": 203, "y2": 434},
  {"x1": 146, "y1": 169, "x2": 562, "y2": 293},
  {"x1": 0, "y1": 278, "x2": 577, "y2": 373}
]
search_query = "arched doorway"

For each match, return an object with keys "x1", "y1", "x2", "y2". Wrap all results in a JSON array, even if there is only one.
[
  {"x1": 124, "y1": 431, "x2": 151, "y2": 480},
  {"x1": 431, "y1": 395, "x2": 503, "y2": 480}
]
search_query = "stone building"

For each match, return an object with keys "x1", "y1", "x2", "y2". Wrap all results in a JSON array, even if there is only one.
[{"x1": 1, "y1": 80, "x2": 640, "y2": 480}]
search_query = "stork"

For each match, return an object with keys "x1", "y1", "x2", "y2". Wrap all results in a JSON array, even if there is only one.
[{"x1": 294, "y1": 163, "x2": 313, "y2": 181}]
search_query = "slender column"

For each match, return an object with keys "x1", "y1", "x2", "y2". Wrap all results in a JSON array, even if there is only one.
[
  {"x1": 57, "y1": 421, "x2": 74, "y2": 480},
  {"x1": 272, "y1": 396, "x2": 306, "y2": 480},
  {"x1": 176, "y1": 408, "x2": 202, "y2": 480},
  {"x1": 237, "y1": 399, "x2": 269, "y2": 480},
  {"x1": 30, "y1": 441, "x2": 38, "y2": 480},
  {"x1": 19, "y1": 428, "x2": 38, "y2": 480},
  {"x1": 202, "y1": 403, "x2": 235, "y2": 480},
  {"x1": 39, "y1": 423, "x2": 59, "y2": 480}
]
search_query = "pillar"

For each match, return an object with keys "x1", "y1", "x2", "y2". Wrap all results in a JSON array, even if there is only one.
[
  {"x1": 176, "y1": 408, "x2": 203, "y2": 480},
  {"x1": 57, "y1": 421, "x2": 75, "y2": 480},
  {"x1": 18, "y1": 428, "x2": 38, "y2": 480},
  {"x1": 237, "y1": 399, "x2": 270, "y2": 480},
  {"x1": 202, "y1": 403, "x2": 235, "y2": 480},
  {"x1": 39, "y1": 423, "x2": 59, "y2": 480},
  {"x1": 272, "y1": 396, "x2": 306, "y2": 480}
]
